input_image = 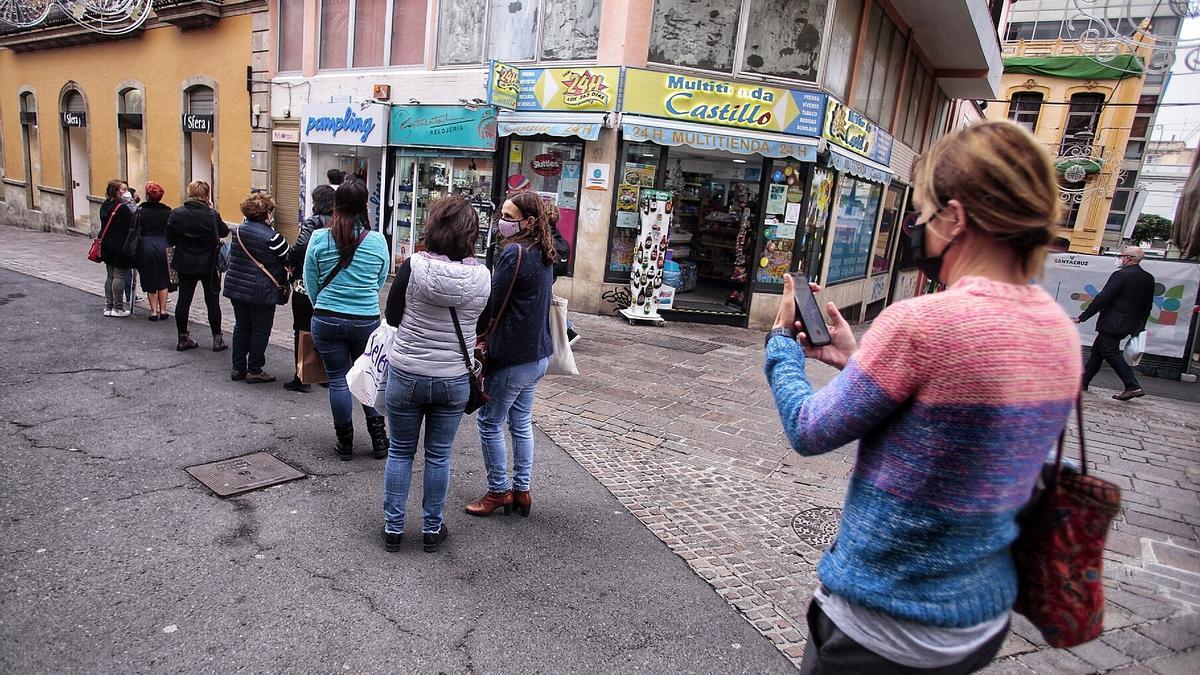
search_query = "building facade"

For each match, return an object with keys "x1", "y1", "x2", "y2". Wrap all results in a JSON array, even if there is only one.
[
  {"x1": 1136, "y1": 140, "x2": 1196, "y2": 221},
  {"x1": 0, "y1": 0, "x2": 272, "y2": 234}
]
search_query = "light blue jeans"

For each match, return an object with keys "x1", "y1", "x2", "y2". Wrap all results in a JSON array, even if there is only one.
[
  {"x1": 477, "y1": 357, "x2": 549, "y2": 493},
  {"x1": 383, "y1": 367, "x2": 470, "y2": 535}
]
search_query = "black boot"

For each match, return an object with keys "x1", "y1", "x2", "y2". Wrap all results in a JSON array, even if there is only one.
[
  {"x1": 334, "y1": 423, "x2": 354, "y2": 461},
  {"x1": 366, "y1": 416, "x2": 388, "y2": 460}
]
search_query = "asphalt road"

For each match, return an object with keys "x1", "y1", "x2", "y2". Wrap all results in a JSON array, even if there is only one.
[{"x1": 0, "y1": 269, "x2": 791, "y2": 674}]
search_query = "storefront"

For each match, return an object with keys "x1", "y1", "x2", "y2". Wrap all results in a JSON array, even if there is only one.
[
  {"x1": 299, "y1": 103, "x2": 390, "y2": 232},
  {"x1": 603, "y1": 68, "x2": 826, "y2": 326},
  {"x1": 386, "y1": 104, "x2": 498, "y2": 266}
]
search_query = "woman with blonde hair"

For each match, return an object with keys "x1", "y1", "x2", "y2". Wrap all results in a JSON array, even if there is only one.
[
  {"x1": 765, "y1": 120, "x2": 1081, "y2": 672},
  {"x1": 166, "y1": 180, "x2": 230, "y2": 351}
]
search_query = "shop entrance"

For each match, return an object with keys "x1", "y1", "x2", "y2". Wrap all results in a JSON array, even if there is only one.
[{"x1": 391, "y1": 150, "x2": 495, "y2": 264}]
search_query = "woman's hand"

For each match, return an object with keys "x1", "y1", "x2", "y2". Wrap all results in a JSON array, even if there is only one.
[{"x1": 778, "y1": 274, "x2": 857, "y2": 370}]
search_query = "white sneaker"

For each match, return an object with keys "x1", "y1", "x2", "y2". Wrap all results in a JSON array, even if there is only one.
[
  {"x1": 103, "y1": 309, "x2": 113, "y2": 317},
  {"x1": 111, "y1": 309, "x2": 131, "y2": 318}
]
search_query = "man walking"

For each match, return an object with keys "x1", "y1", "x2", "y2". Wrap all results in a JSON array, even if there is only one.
[{"x1": 1075, "y1": 246, "x2": 1156, "y2": 400}]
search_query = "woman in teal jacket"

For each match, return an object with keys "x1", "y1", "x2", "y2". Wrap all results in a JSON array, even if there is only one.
[{"x1": 303, "y1": 180, "x2": 391, "y2": 460}]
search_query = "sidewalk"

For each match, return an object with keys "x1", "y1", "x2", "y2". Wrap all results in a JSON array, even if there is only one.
[{"x1": 4, "y1": 223, "x2": 1199, "y2": 672}]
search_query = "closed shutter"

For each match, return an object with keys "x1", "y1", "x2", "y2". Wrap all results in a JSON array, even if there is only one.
[
  {"x1": 186, "y1": 87, "x2": 215, "y2": 115},
  {"x1": 272, "y1": 144, "x2": 302, "y2": 243},
  {"x1": 64, "y1": 92, "x2": 86, "y2": 113}
]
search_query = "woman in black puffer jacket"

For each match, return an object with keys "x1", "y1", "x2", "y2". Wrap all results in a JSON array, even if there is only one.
[
  {"x1": 223, "y1": 193, "x2": 291, "y2": 384},
  {"x1": 166, "y1": 180, "x2": 230, "y2": 351},
  {"x1": 98, "y1": 179, "x2": 136, "y2": 317}
]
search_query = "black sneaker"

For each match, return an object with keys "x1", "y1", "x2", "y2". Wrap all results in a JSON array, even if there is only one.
[
  {"x1": 384, "y1": 530, "x2": 403, "y2": 553},
  {"x1": 283, "y1": 378, "x2": 311, "y2": 393},
  {"x1": 231, "y1": 369, "x2": 247, "y2": 381},
  {"x1": 567, "y1": 326, "x2": 580, "y2": 346},
  {"x1": 422, "y1": 525, "x2": 448, "y2": 553}
]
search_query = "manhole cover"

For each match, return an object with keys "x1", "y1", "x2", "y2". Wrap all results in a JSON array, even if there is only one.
[
  {"x1": 719, "y1": 338, "x2": 756, "y2": 348},
  {"x1": 638, "y1": 333, "x2": 722, "y2": 354},
  {"x1": 186, "y1": 451, "x2": 305, "y2": 497},
  {"x1": 791, "y1": 507, "x2": 842, "y2": 549}
]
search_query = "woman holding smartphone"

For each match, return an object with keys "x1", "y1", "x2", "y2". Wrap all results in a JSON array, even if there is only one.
[{"x1": 765, "y1": 121, "x2": 1081, "y2": 673}]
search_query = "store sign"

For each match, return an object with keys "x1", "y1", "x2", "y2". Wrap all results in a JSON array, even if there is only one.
[
  {"x1": 271, "y1": 128, "x2": 300, "y2": 143},
  {"x1": 621, "y1": 68, "x2": 826, "y2": 138},
  {"x1": 387, "y1": 105, "x2": 497, "y2": 151},
  {"x1": 301, "y1": 104, "x2": 387, "y2": 146},
  {"x1": 182, "y1": 114, "x2": 214, "y2": 134},
  {"x1": 823, "y1": 98, "x2": 893, "y2": 165},
  {"x1": 60, "y1": 111, "x2": 86, "y2": 127},
  {"x1": 497, "y1": 121, "x2": 603, "y2": 142},
  {"x1": 487, "y1": 62, "x2": 620, "y2": 113},
  {"x1": 531, "y1": 153, "x2": 563, "y2": 177},
  {"x1": 623, "y1": 121, "x2": 817, "y2": 163}
]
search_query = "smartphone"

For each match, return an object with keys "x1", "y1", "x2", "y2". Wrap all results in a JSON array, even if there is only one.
[{"x1": 793, "y1": 277, "x2": 832, "y2": 348}]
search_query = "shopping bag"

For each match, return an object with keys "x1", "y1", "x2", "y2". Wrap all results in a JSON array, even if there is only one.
[
  {"x1": 546, "y1": 295, "x2": 579, "y2": 376},
  {"x1": 347, "y1": 323, "x2": 396, "y2": 409},
  {"x1": 1123, "y1": 331, "x2": 1146, "y2": 367},
  {"x1": 296, "y1": 331, "x2": 328, "y2": 385}
]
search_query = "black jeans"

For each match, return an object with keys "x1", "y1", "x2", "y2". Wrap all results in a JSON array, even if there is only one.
[
  {"x1": 1083, "y1": 331, "x2": 1141, "y2": 390},
  {"x1": 231, "y1": 300, "x2": 277, "y2": 374},
  {"x1": 800, "y1": 600, "x2": 1008, "y2": 674},
  {"x1": 176, "y1": 272, "x2": 222, "y2": 336}
]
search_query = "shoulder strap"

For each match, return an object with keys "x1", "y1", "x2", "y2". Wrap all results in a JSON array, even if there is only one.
[
  {"x1": 98, "y1": 203, "x2": 123, "y2": 241},
  {"x1": 320, "y1": 229, "x2": 371, "y2": 290},
  {"x1": 236, "y1": 226, "x2": 283, "y2": 289},
  {"x1": 484, "y1": 244, "x2": 523, "y2": 342},
  {"x1": 449, "y1": 307, "x2": 477, "y2": 374},
  {"x1": 1051, "y1": 393, "x2": 1087, "y2": 482}
]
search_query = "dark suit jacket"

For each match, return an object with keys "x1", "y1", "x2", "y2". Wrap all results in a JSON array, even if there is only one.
[{"x1": 1078, "y1": 263, "x2": 1155, "y2": 337}]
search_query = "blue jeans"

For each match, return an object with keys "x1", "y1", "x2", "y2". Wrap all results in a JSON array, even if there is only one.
[
  {"x1": 477, "y1": 357, "x2": 548, "y2": 493},
  {"x1": 310, "y1": 314, "x2": 383, "y2": 426},
  {"x1": 382, "y1": 367, "x2": 470, "y2": 535},
  {"x1": 230, "y1": 300, "x2": 276, "y2": 374}
]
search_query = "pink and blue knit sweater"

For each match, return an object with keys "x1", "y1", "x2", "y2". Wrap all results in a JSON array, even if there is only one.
[{"x1": 766, "y1": 276, "x2": 1082, "y2": 628}]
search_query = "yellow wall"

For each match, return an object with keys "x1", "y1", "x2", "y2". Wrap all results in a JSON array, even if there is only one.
[
  {"x1": 985, "y1": 68, "x2": 1144, "y2": 253},
  {"x1": 0, "y1": 14, "x2": 255, "y2": 215}
]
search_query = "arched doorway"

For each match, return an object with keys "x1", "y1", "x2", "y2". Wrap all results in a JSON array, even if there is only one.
[
  {"x1": 118, "y1": 86, "x2": 147, "y2": 191},
  {"x1": 18, "y1": 91, "x2": 42, "y2": 210},
  {"x1": 183, "y1": 84, "x2": 216, "y2": 201},
  {"x1": 60, "y1": 86, "x2": 91, "y2": 231}
]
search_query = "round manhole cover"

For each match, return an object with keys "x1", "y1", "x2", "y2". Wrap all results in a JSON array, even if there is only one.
[{"x1": 791, "y1": 507, "x2": 841, "y2": 549}]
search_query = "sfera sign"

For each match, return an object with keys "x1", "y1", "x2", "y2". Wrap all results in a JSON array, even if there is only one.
[
  {"x1": 182, "y1": 114, "x2": 214, "y2": 134},
  {"x1": 531, "y1": 153, "x2": 563, "y2": 176},
  {"x1": 60, "y1": 111, "x2": 86, "y2": 127},
  {"x1": 301, "y1": 103, "x2": 389, "y2": 147}
]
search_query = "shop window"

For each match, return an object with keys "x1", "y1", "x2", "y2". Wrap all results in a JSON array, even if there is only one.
[
  {"x1": 897, "y1": 59, "x2": 933, "y2": 148},
  {"x1": 823, "y1": 0, "x2": 862, "y2": 100},
  {"x1": 1007, "y1": 91, "x2": 1043, "y2": 133},
  {"x1": 826, "y1": 177, "x2": 882, "y2": 284},
  {"x1": 1060, "y1": 93, "x2": 1104, "y2": 153},
  {"x1": 277, "y1": 0, "x2": 305, "y2": 72},
  {"x1": 799, "y1": 166, "x2": 835, "y2": 284},
  {"x1": 649, "y1": 0, "x2": 830, "y2": 84},
  {"x1": 871, "y1": 185, "x2": 904, "y2": 276},
  {"x1": 757, "y1": 161, "x2": 810, "y2": 288},
  {"x1": 503, "y1": 139, "x2": 585, "y2": 274},
  {"x1": 606, "y1": 142, "x2": 662, "y2": 280},
  {"x1": 437, "y1": 0, "x2": 600, "y2": 66},
  {"x1": 118, "y1": 87, "x2": 146, "y2": 192}
]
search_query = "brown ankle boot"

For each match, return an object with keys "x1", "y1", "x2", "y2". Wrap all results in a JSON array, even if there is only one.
[
  {"x1": 512, "y1": 489, "x2": 532, "y2": 518},
  {"x1": 465, "y1": 490, "x2": 512, "y2": 517}
]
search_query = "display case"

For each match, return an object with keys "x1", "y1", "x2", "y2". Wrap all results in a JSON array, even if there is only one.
[{"x1": 391, "y1": 150, "x2": 494, "y2": 265}]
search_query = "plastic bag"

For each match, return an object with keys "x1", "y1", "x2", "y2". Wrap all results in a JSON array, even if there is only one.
[
  {"x1": 1123, "y1": 331, "x2": 1146, "y2": 367},
  {"x1": 347, "y1": 322, "x2": 396, "y2": 410}
]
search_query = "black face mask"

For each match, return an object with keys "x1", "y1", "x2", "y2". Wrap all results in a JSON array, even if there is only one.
[{"x1": 909, "y1": 221, "x2": 960, "y2": 285}]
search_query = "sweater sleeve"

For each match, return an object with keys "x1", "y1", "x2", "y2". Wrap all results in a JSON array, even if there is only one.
[
  {"x1": 266, "y1": 231, "x2": 291, "y2": 261},
  {"x1": 766, "y1": 303, "x2": 924, "y2": 456},
  {"x1": 383, "y1": 258, "x2": 413, "y2": 328},
  {"x1": 303, "y1": 230, "x2": 323, "y2": 302}
]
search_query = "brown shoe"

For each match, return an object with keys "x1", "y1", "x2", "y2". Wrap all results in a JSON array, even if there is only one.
[
  {"x1": 1113, "y1": 388, "x2": 1145, "y2": 401},
  {"x1": 465, "y1": 490, "x2": 512, "y2": 517},
  {"x1": 212, "y1": 333, "x2": 229, "y2": 352},
  {"x1": 245, "y1": 371, "x2": 276, "y2": 384},
  {"x1": 512, "y1": 489, "x2": 532, "y2": 518},
  {"x1": 176, "y1": 333, "x2": 199, "y2": 351}
]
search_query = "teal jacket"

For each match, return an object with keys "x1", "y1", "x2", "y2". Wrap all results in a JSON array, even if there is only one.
[{"x1": 303, "y1": 227, "x2": 389, "y2": 316}]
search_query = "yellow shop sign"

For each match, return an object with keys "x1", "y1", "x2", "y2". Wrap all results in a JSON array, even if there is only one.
[{"x1": 621, "y1": 68, "x2": 826, "y2": 138}]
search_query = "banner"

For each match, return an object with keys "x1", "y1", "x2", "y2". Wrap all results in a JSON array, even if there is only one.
[
  {"x1": 301, "y1": 103, "x2": 388, "y2": 147},
  {"x1": 621, "y1": 68, "x2": 826, "y2": 138},
  {"x1": 823, "y1": 98, "x2": 893, "y2": 165},
  {"x1": 1040, "y1": 254, "x2": 1200, "y2": 359},
  {"x1": 487, "y1": 61, "x2": 520, "y2": 110},
  {"x1": 487, "y1": 62, "x2": 620, "y2": 112}
]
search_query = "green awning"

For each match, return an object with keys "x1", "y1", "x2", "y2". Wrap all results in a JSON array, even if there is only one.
[
  {"x1": 1055, "y1": 157, "x2": 1103, "y2": 175},
  {"x1": 1002, "y1": 54, "x2": 1144, "y2": 80}
]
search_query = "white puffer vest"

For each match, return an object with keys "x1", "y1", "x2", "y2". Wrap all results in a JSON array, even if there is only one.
[{"x1": 388, "y1": 253, "x2": 491, "y2": 378}]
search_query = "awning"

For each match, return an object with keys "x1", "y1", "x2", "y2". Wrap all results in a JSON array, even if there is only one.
[
  {"x1": 1002, "y1": 54, "x2": 1144, "y2": 81},
  {"x1": 621, "y1": 115, "x2": 818, "y2": 162},
  {"x1": 827, "y1": 146, "x2": 893, "y2": 185},
  {"x1": 497, "y1": 111, "x2": 608, "y2": 141}
]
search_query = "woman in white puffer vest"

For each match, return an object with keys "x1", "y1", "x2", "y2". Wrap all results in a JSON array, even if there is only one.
[{"x1": 381, "y1": 195, "x2": 491, "y2": 554}]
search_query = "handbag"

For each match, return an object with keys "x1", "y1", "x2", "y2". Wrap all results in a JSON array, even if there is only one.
[
  {"x1": 546, "y1": 294, "x2": 579, "y2": 376},
  {"x1": 88, "y1": 204, "x2": 123, "y2": 263},
  {"x1": 449, "y1": 307, "x2": 489, "y2": 415},
  {"x1": 235, "y1": 226, "x2": 290, "y2": 305},
  {"x1": 296, "y1": 331, "x2": 328, "y2": 385},
  {"x1": 165, "y1": 246, "x2": 180, "y2": 286},
  {"x1": 476, "y1": 244, "x2": 523, "y2": 375},
  {"x1": 213, "y1": 214, "x2": 231, "y2": 273},
  {"x1": 346, "y1": 322, "x2": 396, "y2": 411},
  {"x1": 1123, "y1": 331, "x2": 1146, "y2": 367},
  {"x1": 1012, "y1": 395, "x2": 1122, "y2": 648}
]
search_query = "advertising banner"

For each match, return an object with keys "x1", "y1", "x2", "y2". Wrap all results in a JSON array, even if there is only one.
[
  {"x1": 1040, "y1": 254, "x2": 1200, "y2": 359},
  {"x1": 301, "y1": 103, "x2": 389, "y2": 147},
  {"x1": 823, "y1": 98, "x2": 893, "y2": 165},
  {"x1": 487, "y1": 61, "x2": 521, "y2": 110},
  {"x1": 622, "y1": 68, "x2": 826, "y2": 138},
  {"x1": 488, "y1": 62, "x2": 620, "y2": 112},
  {"x1": 387, "y1": 105, "x2": 497, "y2": 151}
]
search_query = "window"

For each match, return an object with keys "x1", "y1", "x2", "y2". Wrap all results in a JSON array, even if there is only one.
[
  {"x1": 184, "y1": 85, "x2": 216, "y2": 194},
  {"x1": 503, "y1": 138, "x2": 585, "y2": 274},
  {"x1": 118, "y1": 88, "x2": 146, "y2": 191},
  {"x1": 1007, "y1": 91, "x2": 1044, "y2": 133},
  {"x1": 390, "y1": 0, "x2": 428, "y2": 65},
  {"x1": 277, "y1": 0, "x2": 304, "y2": 71},
  {"x1": 437, "y1": 0, "x2": 600, "y2": 67},
  {"x1": 827, "y1": 177, "x2": 882, "y2": 284},
  {"x1": 1060, "y1": 93, "x2": 1104, "y2": 153},
  {"x1": 319, "y1": 0, "x2": 350, "y2": 69},
  {"x1": 649, "y1": 0, "x2": 830, "y2": 84},
  {"x1": 823, "y1": 0, "x2": 863, "y2": 100},
  {"x1": 605, "y1": 141, "x2": 663, "y2": 280},
  {"x1": 353, "y1": 0, "x2": 387, "y2": 68},
  {"x1": 1005, "y1": 21, "x2": 1035, "y2": 40},
  {"x1": 1032, "y1": 21, "x2": 1061, "y2": 40},
  {"x1": 1107, "y1": 170, "x2": 1137, "y2": 233},
  {"x1": 318, "y1": 0, "x2": 424, "y2": 69},
  {"x1": 852, "y1": 2, "x2": 906, "y2": 126}
]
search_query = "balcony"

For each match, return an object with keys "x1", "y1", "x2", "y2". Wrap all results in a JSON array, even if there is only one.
[
  {"x1": 886, "y1": 0, "x2": 1005, "y2": 99},
  {"x1": 154, "y1": 0, "x2": 221, "y2": 30},
  {"x1": 0, "y1": 0, "x2": 222, "y2": 52}
]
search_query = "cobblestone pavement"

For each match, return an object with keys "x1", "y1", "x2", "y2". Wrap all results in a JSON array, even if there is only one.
[{"x1": 4, "y1": 224, "x2": 1200, "y2": 672}]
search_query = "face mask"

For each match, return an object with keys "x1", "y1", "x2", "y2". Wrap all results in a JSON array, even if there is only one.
[
  {"x1": 909, "y1": 221, "x2": 960, "y2": 285},
  {"x1": 121, "y1": 192, "x2": 134, "y2": 204},
  {"x1": 497, "y1": 217, "x2": 521, "y2": 239}
]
